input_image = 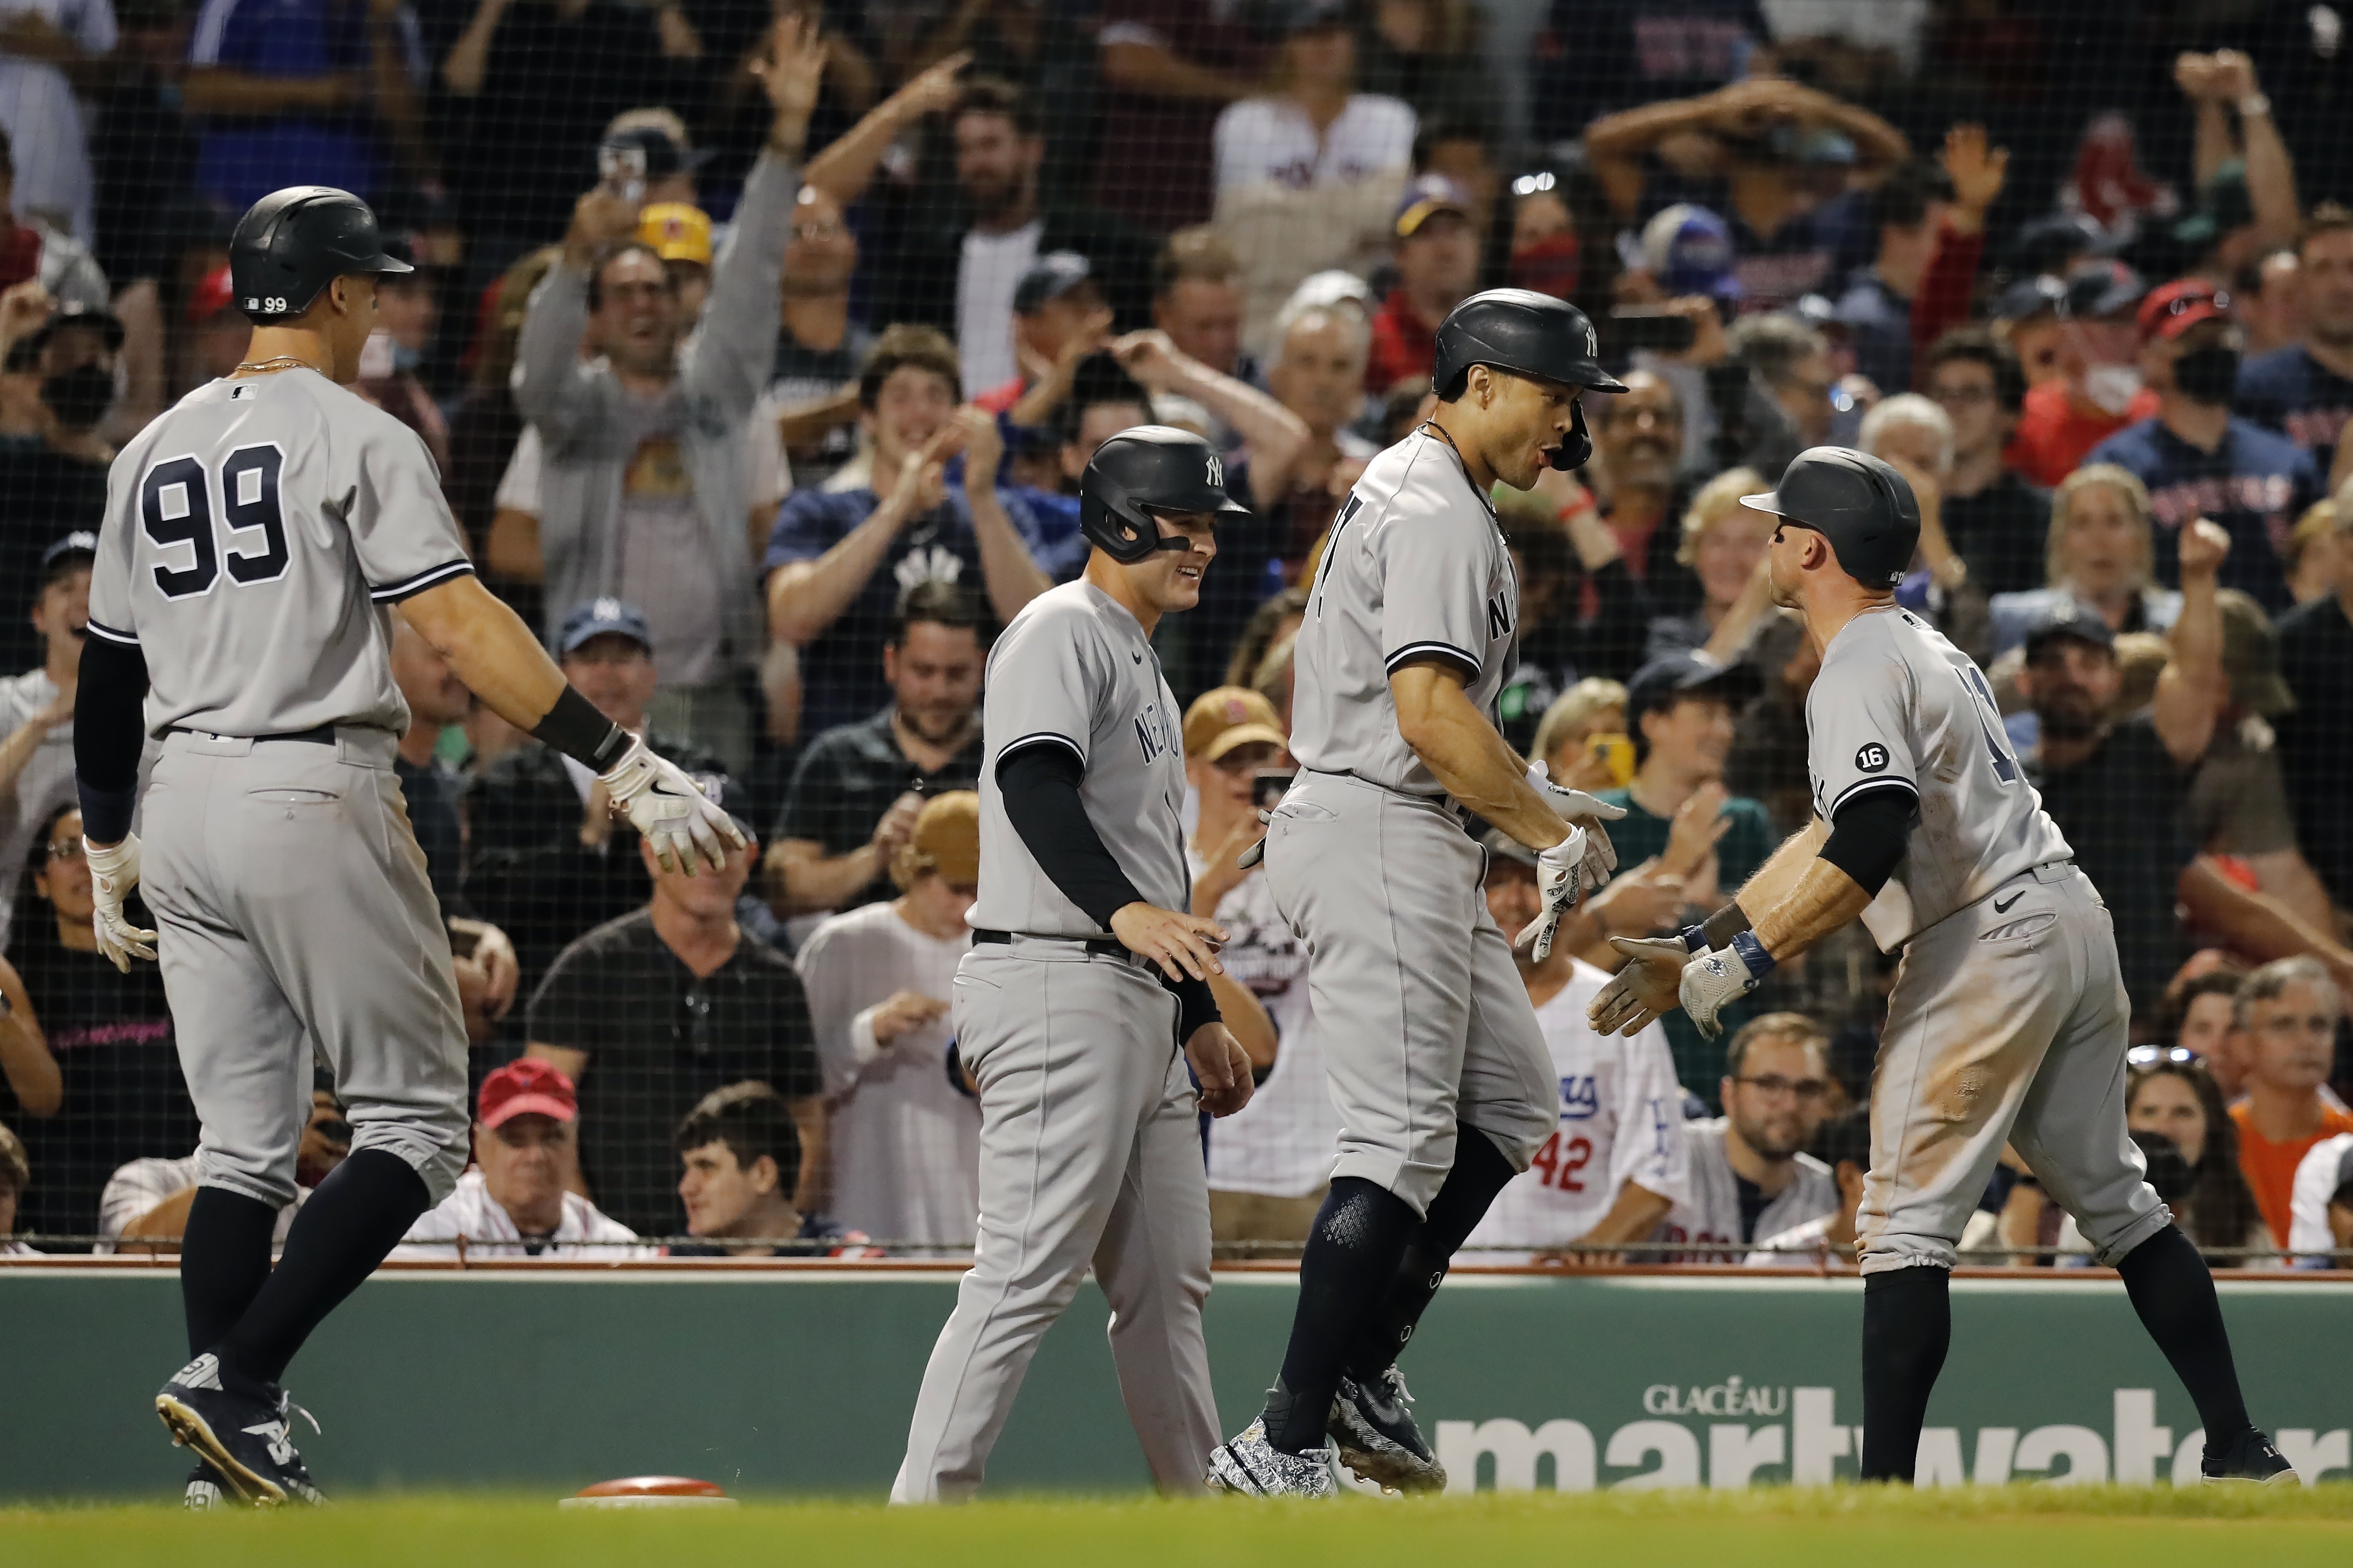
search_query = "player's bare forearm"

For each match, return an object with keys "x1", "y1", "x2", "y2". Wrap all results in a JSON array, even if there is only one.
[
  {"x1": 1730, "y1": 817, "x2": 1830, "y2": 925},
  {"x1": 397, "y1": 575, "x2": 567, "y2": 731},
  {"x1": 1749, "y1": 856, "x2": 1874, "y2": 964},
  {"x1": 1210, "y1": 970, "x2": 1278, "y2": 1070},
  {"x1": 1573, "y1": 1181, "x2": 1675, "y2": 1248},
  {"x1": 1390, "y1": 663, "x2": 1569, "y2": 850}
]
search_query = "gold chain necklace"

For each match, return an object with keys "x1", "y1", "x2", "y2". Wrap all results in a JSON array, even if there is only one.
[{"x1": 231, "y1": 356, "x2": 321, "y2": 377}]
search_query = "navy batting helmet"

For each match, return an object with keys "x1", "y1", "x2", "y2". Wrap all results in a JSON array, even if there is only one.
[
  {"x1": 1739, "y1": 446, "x2": 1921, "y2": 590},
  {"x1": 1432, "y1": 289, "x2": 1628, "y2": 469},
  {"x1": 229, "y1": 186, "x2": 414, "y2": 325},
  {"x1": 1079, "y1": 426, "x2": 1248, "y2": 564}
]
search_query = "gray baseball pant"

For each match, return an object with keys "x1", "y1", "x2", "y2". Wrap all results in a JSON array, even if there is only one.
[
  {"x1": 1262, "y1": 770, "x2": 1555, "y2": 1215},
  {"x1": 1858, "y1": 861, "x2": 2171, "y2": 1273},
  {"x1": 141, "y1": 727, "x2": 471, "y2": 1211},
  {"x1": 892, "y1": 939, "x2": 1218, "y2": 1502}
]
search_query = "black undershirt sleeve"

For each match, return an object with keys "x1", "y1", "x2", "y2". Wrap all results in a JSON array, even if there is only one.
[
  {"x1": 995, "y1": 742, "x2": 1145, "y2": 929},
  {"x1": 530, "y1": 685, "x2": 631, "y2": 772},
  {"x1": 995, "y1": 742, "x2": 1222, "y2": 1041},
  {"x1": 1819, "y1": 786, "x2": 1919, "y2": 898},
  {"x1": 73, "y1": 634, "x2": 151, "y2": 844}
]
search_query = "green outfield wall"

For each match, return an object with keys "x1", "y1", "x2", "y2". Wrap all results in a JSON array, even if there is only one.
[{"x1": 3, "y1": 1266, "x2": 2346, "y2": 1499}]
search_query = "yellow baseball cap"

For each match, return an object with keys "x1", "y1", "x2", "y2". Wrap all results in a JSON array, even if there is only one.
[
  {"x1": 908, "y1": 792, "x2": 981, "y2": 886},
  {"x1": 638, "y1": 203, "x2": 713, "y2": 267},
  {"x1": 1183, "y1": 687, "x2": 1288, "y2": 763}
]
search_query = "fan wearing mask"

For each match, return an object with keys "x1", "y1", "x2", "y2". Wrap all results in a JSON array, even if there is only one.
[
  {"x1": 0, "y1": 303, "x2": 120, "y2": 672},
  {"x1": 2083, "y1": 278, "x2": 2318, "y2": 610}
]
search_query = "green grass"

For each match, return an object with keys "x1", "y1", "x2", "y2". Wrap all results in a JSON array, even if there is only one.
[{"x1": 5, "y1": 1486, "x2": 2351, "y2": 1567}]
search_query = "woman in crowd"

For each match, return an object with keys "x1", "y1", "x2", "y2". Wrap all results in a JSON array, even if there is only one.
[
  {"x1": 1224, "y1": 588, "x2": 1309, "y2": 692},
  {"x1": 5, "y1": 805, "x2": 194, "y2": 1245},
  {"x1": 1212, "y1": 3, "x2": 1415, "y2": 351},
  {"x1": 1643, "y1": 466, "x2": 1774, "y2": 664},
  {"x1": 1986, "y1": 464, "x2": 2182, "y2": 659},
  {"x1": 2126, "y1": 1056, "x2": 2270, "y2": 1264}
]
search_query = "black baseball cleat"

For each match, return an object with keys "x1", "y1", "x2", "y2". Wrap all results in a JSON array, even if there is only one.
[
  {"x1": 2200, "y1": 1427, "x2": 2300, "y2": 1484},
  {"x1": 184, "y1": 1461, "x2": 234, "y2": 1510},
  {"x1": 155, "y1": 1353, "x2": 327, "y2": 1506},
  {"x1": 1328, "y1": 1367, "x2": 1448, "y2": 1493}
]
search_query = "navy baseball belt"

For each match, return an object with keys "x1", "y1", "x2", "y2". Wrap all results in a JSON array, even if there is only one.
[{"x1": 973, "y1": 929, "x2": 1139, "y2": 963}]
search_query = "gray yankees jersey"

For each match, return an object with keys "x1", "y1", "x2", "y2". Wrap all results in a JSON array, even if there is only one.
[
  {"x1": 968, "y1": 580, "x2": 1189, "y2": 936},
  {"x1": 86, "y1": 370, "x2": 475, "y2": 737},
  {"x1": 1289, "y1": 428, "x2": 1519, "y2": 797},
  {"x1": 1807, "y1": 605, "x2": 2073, "y2": 949}
]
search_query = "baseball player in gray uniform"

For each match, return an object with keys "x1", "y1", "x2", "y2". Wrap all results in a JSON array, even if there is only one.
[
  {"x1": 1208, "y1": 291, "x2": 1627, "y2": 1498},
  {"x1": 1590, "y1": 446, "x2": 2296, "y2": 1485},
  {"x1": 75, "y1": 187, "x2": 742, "y2": 1506},
  {"x1": 892, "y1": 427, "x2": 1256, "y2": 1503}
]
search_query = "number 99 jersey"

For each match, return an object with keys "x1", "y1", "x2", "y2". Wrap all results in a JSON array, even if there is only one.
[
  {"x1": 86, "y1": 369, "x2": 475, "y2": 738},
  {"x1": 1805, "y1": 606, "x2": 2073, "y2": 951}
]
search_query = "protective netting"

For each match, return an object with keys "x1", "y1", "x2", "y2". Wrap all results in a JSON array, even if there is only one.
[{"x1": 0, "y1": 0, "x2": 2347, "y2": 1268}]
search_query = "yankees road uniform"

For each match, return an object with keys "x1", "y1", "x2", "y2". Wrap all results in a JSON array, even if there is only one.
[
  {"x1": 1462, "y1": 960, "x2": 1687, "y2": 1262},
  {"x1": 1811, "y1": 605, "x2": 2168, "y2": 1274},
  {"x1": 798, "y1": 900, "x2": 982, "y2": 1252},
  {"x1": 1190, "y1": 843, "x2": 1337, "y2": 1220},
  {"x1": 1660, "y1": 1122, "x2": 1837, "y2": 1259},
  {"x1": 1272, "y1": 428, "x2": 1555, "y2": 1212},
  {"x1": 893, "y1": 580, "x2": 1218, "y2": 1502},
  {"x1": 87, "y1": 368, "x2": 473, "y2": 1211}
]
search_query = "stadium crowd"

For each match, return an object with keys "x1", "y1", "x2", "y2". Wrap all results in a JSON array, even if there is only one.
[{"x1": 0, "y1": 0, "x2": 2350, "y2": 1268}]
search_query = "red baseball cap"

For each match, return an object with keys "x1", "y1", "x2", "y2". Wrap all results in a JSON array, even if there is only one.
[
  {"x1": 188, "y1": 265, "x2": 235, "y2": 327},
  {"x1": 478, "y1": 1058, "x2": 577, "y2": 1128},
  {"x1": 2138, "y1": 278, "x2": 2233, "y2": 344}
]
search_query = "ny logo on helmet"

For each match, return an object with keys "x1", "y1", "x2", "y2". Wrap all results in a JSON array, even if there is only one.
[{"x1": 1205, "y1": 453, "x2": 1225, "y2": 489}]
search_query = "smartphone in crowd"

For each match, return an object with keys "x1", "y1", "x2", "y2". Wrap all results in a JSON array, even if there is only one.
[
  {"x1": 597, "y1": 144, "x2": 647, "y2": 206},
  {"x1": 1587, "y1": 733, "x2": 1636, "y2": 788}
]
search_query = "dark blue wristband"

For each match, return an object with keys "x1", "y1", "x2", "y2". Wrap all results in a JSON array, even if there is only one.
[
  {"x1": 1730, "y1": 929, "x2": 1776, "y2": 982},
  {"x1": 1680, "y1": 925, "x2": 1709, "y2": 954}
]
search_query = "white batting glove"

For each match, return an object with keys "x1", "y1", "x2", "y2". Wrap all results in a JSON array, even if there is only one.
[
  {"x1": 1679, "y1": 933, "x2": 1775, "y2": 1039},
  {"x1": 598, "y1": 735, "x2": 747, "y2": 874},
  {"x1": 1513, "y1": 824, "x2": 1589, "y2": 963},
  {"x1": 83, "y1": 834, "x2": 159, "y2": 973},
  {"x1": 1527, "y1": 761, "x2": 1623, "y2": 888}
]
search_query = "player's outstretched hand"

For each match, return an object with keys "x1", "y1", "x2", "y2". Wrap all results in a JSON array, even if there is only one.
[
  {"x1": 1185, "y1": 1021, "x2": 1254, "y2": 1118},
  {"x1": 598, "y1": 735, "x2": 747, "y2": 874},
  {"x1": 1587, "y1": 934, "x2": 1689, "y2": 1036},
  {"x1": 83, "y1": 834, "x2": 159, "y2": 972},
  {"x1": 1110, "y1": 902, "x2": 1226, "y2": 983},
  {"x1": 1514, "y1": 823, "x2": 1591, "y2": 963},
  {"x1": 1678, "y1": 936, "x2": 1772, "y2": 1040},
  {"x1": 1527, "y1": 761, "x2": 1623, "y2": 888}
]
